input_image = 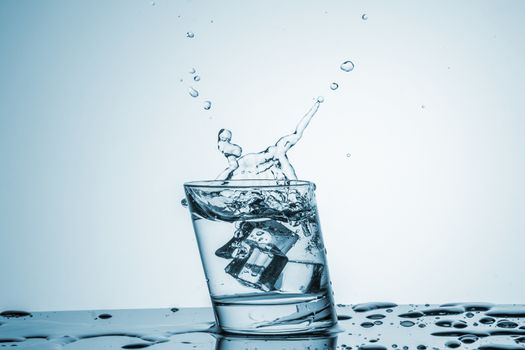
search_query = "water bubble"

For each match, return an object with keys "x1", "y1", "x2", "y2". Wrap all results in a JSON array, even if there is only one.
[
  {"x1": 346, "y1": 153, "x2": 351, "y2": 157},
  {"x1": 445, "y1": 340, "x2": 461, "y2": 349},
  {"x1": 170, "y1": 307, "x2": 179, "y2": 312},
  {"x1": 189, "y1": 87, "x2": 199, "y2": 97},
  {"x1": 362, "y1": 14, "x2": 368, "y2": 20},
  {"x1": 0, "y1": 311, "x2": 32, "y2": 318},
  {"x1": 330, "y1": 82, "x2": 339, "y2": 90},
  {"x1": 400, "y1": 321, "x2": 415, "y2": 327},
  {"x1": 186, "y1": 31, "x2": 195, "y2": 38},
  {"x1": 353, "y1": 302, "x2": 398, "y2": 313},
  {"x1": 203, "y1": 101, "x2": 212, "y2": 110},
  {"x1": 122, "y1": 344, "x2": 151, "y2": 349},
  {"x1": 194, "y1": 75, "x2": 200, "y2": 81},
  {"x1": 97, "y1": 313, "x2": 112, "y2": 320},
  {"x1": 496, "y1": 320, "x2": 518, "y2": 329},
  {"x1": 337, "y1": 315, "x2": 352, "y2": 321},
  {"x1": 361, "y1": 322, "x2": 375, "y2": 328},
  {"x1": 479, "y1": 317, "x2": 496, "y2": 324},
  {"x1": 181, "y1": 198, "x2": 188, "y2": 207},
  {"x1": 417, "y1": 346, "x2": 427, "y2": 350},
  {"x1": 452, "y1": 320, "x2": 467, "y2": 329},
  {"x1": 317, "y1": 96, "x2": 325, "y2": 103},
  {"x1": 341, "y1": 60, "x2": 355, "y2": 72},
  {"x1": 367, "y1": 314, "x2": 386, "y2": 320},
  {"x1": 374, "y1": 320, "x2": 383, "y2": 325},
  {"x1": 458, "y1": 335, "x2": 478, "y2": 344}
]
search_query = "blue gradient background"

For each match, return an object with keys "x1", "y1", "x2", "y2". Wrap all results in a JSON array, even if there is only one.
[{"x1": 1, "y1": 0, "x2": 524, "y2": 311}]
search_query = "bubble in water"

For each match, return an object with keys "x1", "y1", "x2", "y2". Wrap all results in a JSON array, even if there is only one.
[
  {"x1": 194, "y1": 75, "x2": 200, "y2": 81},
  {"x1": 317, "y1": 96, "x2": 325, "y2": 103},
  {"x1": 340, "y1": 60, "x2": 355, "y2": 72},
  {"x1": 189, "y1": 87, "x2": 199, "y2": 97},
  {"x1": 203, "y1": 101, "x2": 212, "y2": 110},
  {"x1": 361, "y1": 322, "x2": 375, "y2": 328},
  {"x1": 400, "y1": 320, "x2": 415, "y2": 327},
  {"x1": 186, "y1": 31, "x2": 195, "y2": 38},
  {"x1": 362, "y1": 14, "x2": 368, "y2": 20},
  {"x1": 330, "y1": 82, "x2": 339, "y2": 90}
]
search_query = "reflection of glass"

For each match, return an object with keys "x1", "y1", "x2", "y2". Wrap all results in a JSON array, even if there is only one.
[
  {"x1": 184, "y1": 179, "x2": 337, "y2": 334},
  {"x1": 214, "y1": 333, "x2": 338, "y2": 350}
]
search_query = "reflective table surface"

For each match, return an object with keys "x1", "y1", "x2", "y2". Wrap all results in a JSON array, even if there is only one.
[{"x1": 1, "y1": 303, "x2": 525, "y2": 350}]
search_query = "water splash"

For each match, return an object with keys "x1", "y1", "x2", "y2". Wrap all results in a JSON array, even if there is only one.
[
  {"x1": 215, "y1": 98, "x2": 323, "y2": 181},
  {"x1": 340, "y1": 60, "x2": 355, "y2": 72}
]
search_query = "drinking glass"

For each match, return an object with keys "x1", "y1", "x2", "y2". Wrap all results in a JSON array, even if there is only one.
[{"x1": 184, "y1": 179, "x2": 337, "y2": 334}]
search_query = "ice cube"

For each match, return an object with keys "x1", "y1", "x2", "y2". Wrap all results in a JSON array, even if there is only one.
[
  {"x1": 245, "y1": 220, "x2": 299, "y2": 254},
  {"x1": 225, "y1": 246, "x2": 288, "y2": 291},
  {"x1": 274, "y1": 260, "x2": 324, "y2": 294},
  {"x1": 215, "y1": 221, "x2": 257, "y2": 259}
]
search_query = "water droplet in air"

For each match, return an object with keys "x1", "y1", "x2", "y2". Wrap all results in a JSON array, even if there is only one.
[
  {"x1": 186, "y1": 31, "x2": 195, "y2": 38},
  {"x1": 189, "y1": 87, "x2": 199, "y2": 97},
  {"x1": 194, "y1": 75, "x2": 200, "y2": 81},
  {"x1": 362, "y1": 14, "x2": 368, "y2": 20},
  {"x1": 330, "y1": 82, "x2": 339, "y2": 90},
  {"x1": 203, "y1": 101, "x2": 212, "y2": 110},
  {"x1": 317, "y1": 96, "x2": 325, "y2": 103},
  {"x1": 341, "y1": 60, "x2": 355, "y2": 72}
]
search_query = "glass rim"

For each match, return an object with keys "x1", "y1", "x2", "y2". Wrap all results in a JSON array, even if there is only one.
[{"x1": 184, "y1": 179, "x2": 315, "y2": 189}]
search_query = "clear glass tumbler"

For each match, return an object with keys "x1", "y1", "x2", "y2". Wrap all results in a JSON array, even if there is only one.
[{"x1": 184, "y1": 179, "x2": 337, "y2": 334}]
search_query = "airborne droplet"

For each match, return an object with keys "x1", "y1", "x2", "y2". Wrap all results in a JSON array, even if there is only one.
[
  {"x1": 203, "y1": 101, "x2": 212, "y2": 110},
  {"x1": 330, "y1": 82, "x2": 339, "y2": 90},
  {"x1": 340, "y1": 60, "x2": 355, "y2": 72},
  {"x1": 189, "y1": 87, "x2": 199, "y2": 98}
]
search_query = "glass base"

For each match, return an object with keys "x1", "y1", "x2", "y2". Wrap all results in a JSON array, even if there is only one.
[{"x1": 212, "y1": 291, "x2": 337, "y2": 334}]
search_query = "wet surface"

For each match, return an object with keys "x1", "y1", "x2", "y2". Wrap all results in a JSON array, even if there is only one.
[{"x1": 1, "y1": 304, "x2": 525, "y2": 349}]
